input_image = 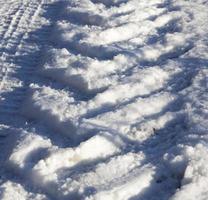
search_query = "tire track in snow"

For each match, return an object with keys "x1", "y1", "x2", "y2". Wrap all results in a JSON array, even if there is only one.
[
  {"x1": 1, "y1": 0, "x2": 208, "y2": 199},
  {"x1": 15, "y1": 0, "x2": 195, "y2": 199},
  {"x1": 0, "y1": 0, "x2": 50, "y2": 114},
  {"x1": 0, "y1": 1, "x2": 69, "y2": 198},
  {"x1": 0, "y1": 2, "x2": 33, "y2": 91}
]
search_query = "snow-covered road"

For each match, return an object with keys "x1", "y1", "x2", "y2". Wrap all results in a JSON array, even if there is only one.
[{"x1": 0, "y1": 0, "x2": 208, "y2": 199}]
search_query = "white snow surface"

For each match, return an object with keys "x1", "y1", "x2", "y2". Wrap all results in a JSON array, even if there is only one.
[{"x1": 0, "y1": 0, "x2": 208, "y2": 199}]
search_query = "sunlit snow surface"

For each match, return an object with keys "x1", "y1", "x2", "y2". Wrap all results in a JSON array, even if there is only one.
[{"x1": 0, "y1": 0, "x2": 208, "y2": 199}]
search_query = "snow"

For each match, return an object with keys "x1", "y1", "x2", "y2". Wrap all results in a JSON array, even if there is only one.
[
  {"x1": 0, "y1": 0, "x2": 208, "y2": 199},
  {"x1": 87, "y1": 166, "x2": 155, "y2": 200},
  {"x1": 31, "y1": 133, "x2": 121, "y2": 185},
  {"x1": 0, "y1": 181, "x2": 47, "y2": 200},
  {"x1": 170, "y1": 144, "x2": 208, "y2": 200},
  {"x1": 8, "y1": 131, "x2": 52, "y2": 173}
]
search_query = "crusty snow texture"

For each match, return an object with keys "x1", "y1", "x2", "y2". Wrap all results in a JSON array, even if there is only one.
[{"x1": 0, "y1": 0, "x2": 208, "y2": 200}]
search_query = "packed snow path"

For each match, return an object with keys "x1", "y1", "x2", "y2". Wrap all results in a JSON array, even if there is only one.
[{"x1": 0, "y1": 0, "x2": 208, "y2": 199}]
